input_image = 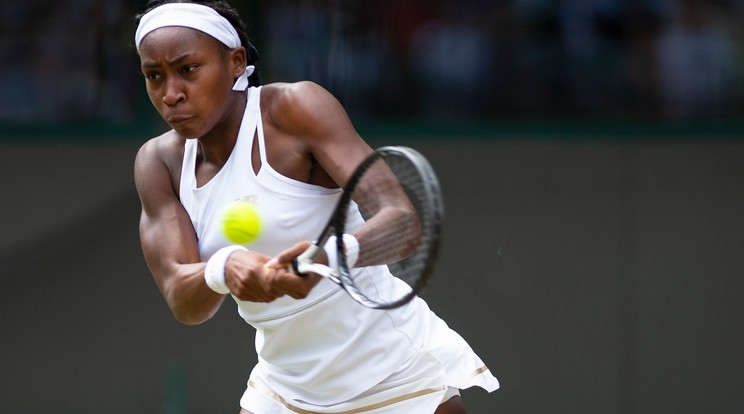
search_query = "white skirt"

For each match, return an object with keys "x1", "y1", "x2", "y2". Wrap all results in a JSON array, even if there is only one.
[{"x1": 239, "y1": 299, "x2": 499, "y2": 413}]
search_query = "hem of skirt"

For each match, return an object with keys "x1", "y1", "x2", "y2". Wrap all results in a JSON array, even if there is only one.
[{"x1": 246, "y1": 379, "x2": 446, "y2": 414}]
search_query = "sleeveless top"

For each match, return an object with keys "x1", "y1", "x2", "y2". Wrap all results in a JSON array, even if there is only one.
[{"x1": 178, "y1": 86, "x2": 425, "y2": 405}]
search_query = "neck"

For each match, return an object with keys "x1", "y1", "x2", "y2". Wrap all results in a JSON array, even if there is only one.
[{"x1": 198, "y1": 90, "x2": 249, "y2": 167}]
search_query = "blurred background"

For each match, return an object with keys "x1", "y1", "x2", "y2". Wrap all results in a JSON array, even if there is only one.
[
  {"x1": 1, "y1": 0, "x2": 743, "y2": 413},
  {"x1": 3, "y1": 0, "x2": 744, "y2": 123}
]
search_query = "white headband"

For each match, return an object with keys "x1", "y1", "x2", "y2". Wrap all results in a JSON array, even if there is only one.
[{"x1": 135, "y1": 3, "x2": 254, "y2": 91}]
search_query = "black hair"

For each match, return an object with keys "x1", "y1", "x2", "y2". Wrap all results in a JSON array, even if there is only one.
[{"x1": 135, "y1": 0, "x2": 261, "y2": 86}]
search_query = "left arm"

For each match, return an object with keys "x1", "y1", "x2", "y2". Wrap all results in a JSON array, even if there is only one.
[{"x1": 263, "y1": 82, "x2": 419, "y2": 267}]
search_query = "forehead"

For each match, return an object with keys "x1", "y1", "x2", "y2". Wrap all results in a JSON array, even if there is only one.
[{"x1": 139, "y1": 26, "x2": 224, "y2": 61}]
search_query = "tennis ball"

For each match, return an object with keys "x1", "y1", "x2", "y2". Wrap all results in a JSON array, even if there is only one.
[{"x1": 222, "y1": 201, "x2": 261, "y2": 244}]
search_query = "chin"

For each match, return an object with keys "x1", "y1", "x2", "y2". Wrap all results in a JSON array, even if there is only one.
[{"x1": 169, "y1": 122, "x2": 202, "y2": 139}]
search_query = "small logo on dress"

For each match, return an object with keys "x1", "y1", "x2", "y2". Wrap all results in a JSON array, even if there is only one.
[{"x1": 235, "y1": 195, "x2": 258, "y2": 204}]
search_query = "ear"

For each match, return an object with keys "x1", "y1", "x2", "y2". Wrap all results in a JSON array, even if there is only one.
[{"x1": 229, "y1": 46, "x2": 248, "y2": 77}]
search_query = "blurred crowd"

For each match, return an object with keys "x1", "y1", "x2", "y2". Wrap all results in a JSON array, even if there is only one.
[{"x1": 1, "y1": 0, "x2": 742, "y2": 123}]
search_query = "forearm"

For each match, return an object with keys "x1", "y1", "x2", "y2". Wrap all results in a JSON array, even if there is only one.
[
  {"x1": 159, "y1": 262, "x2": 226, "y2": 325},
  {"x1": 354, "y1": 205, "x2": 420, "y2": 267}
]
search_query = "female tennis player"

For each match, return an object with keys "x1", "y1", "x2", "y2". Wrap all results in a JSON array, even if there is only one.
[{"x1": 133, "y1": 1, "x2": 498, "y2": 412}]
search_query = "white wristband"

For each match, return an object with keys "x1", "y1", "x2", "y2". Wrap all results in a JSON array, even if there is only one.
[
  {"x1": 204, "y1": 245, "x2": 248, "y2": 294},
  {"x1": 323, "y1": 234, "x2": 360, "y2": 270}
]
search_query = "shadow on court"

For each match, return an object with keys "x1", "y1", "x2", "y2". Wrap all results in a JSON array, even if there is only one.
[{"x1": 1, "y1": 140, "x2": 743, "y2": 413}]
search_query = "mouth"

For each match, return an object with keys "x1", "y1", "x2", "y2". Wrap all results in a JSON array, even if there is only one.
[{"x1": 167, "y1": 114, "x2": 195, "y2": 124}]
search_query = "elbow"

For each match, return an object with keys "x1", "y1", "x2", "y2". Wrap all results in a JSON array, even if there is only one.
[
  {"x1": 172, "y1": 311, "x2": 207, "y2": 326},
  {"x1": 170, "y1": 305, "x2": 212, "y2": 326},
  {"x1": 159, "y1": 274, "x2": 221, "y2": 326},
  {"x1": 164, "y1": 289, "x2": 218, "y2": 326}
]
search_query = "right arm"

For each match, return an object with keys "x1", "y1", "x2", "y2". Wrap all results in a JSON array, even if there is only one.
[
  {"x1": 134, "y1": 136, "x2": 226, "y2": 325},
  {"x1": 134, "y1": 135, "x2": 314, "y2": 324}
]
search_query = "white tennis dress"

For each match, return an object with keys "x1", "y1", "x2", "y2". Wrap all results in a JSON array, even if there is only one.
[{"x1": 179, "y1": 86, "x2": 499, "y2": 413}]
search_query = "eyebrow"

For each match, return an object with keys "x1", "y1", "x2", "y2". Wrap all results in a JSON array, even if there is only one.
[{"x1": 141, "y1": 53, "x2": 193, "y2": 69}]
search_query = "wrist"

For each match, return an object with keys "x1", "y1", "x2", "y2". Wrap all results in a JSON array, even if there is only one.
[
  {"x1": 204, "y1": 245, "x2": 248, "y2": 294},
  {"x1": 323, "y1": 234, "x2": 360, "y2": 270}
]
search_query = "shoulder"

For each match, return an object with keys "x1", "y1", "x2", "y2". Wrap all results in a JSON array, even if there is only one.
[
  {"x1": 260, "y1": 82, "x2": 344, "y2": 134},
  {"x1": 261, "y1": 81, "x2": 334, "y2": 109},
  {"x1": 135, "y1": 130, "x2": 185, "y2": 169},
  {"x1": 256, "y1": 82, "x2": 370, "y2": 186},
  {"x1": 134, "y1": 130, "x2": 185, "y2": 194}
]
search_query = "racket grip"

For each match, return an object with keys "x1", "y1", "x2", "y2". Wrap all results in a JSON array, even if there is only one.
[
  {"x1": 291, "y1": 235, "x2": 359, "y2": 276},
  {"x1": 291, "y1": 244, "x2": 320, "y2": 276},
  {"x1": 291, "y1": 258, "x2": 304, "y2": 276}
]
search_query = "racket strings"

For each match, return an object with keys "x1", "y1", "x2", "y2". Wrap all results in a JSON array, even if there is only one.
[{"x1": 349, "y1": 154, "x2": 438, "y2": 302}]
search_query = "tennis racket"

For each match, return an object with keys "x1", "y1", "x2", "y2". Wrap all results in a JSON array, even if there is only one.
[{"x1": 292, "y1": 146, "x2": 443, "y2": 309}]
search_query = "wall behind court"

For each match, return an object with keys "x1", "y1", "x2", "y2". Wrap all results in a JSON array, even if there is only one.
[{"x1": 1, "y1": 136, "x2": 743, "y2": 413}]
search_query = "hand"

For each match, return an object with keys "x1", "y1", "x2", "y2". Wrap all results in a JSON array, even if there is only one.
[
  {"x1": 264, "y1": 241, "x2": 323, "y2": 299},
  {"x1": 224, "y1": 243, "x2": 321, "y2": 302},
  {"x1": 223, "y1": 250, "x2": 281, "y2": 302}
]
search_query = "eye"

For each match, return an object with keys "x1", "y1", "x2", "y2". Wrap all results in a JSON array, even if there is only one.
[
  {"x1": 182, "y1": 64, "x2": 199, "y2": 74},
  {"x1": 144, "y1": 72, "x2": 161, "y2": 81}
]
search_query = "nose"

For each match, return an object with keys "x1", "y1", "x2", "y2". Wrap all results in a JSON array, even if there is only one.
[{"x1": 162, "y1": 77, "x2": 185, "y2": 106}]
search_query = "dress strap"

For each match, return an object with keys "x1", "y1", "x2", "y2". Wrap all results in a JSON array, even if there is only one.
[
  {"x1": 180, "y1": 139, "x2": 198, "y2": 191},
  {"x1": 230, "y1": 86, "x2": 262, "y2": 176},
  {"x1": 251, "y1": 87, "x2": 269, "y2": 167}
]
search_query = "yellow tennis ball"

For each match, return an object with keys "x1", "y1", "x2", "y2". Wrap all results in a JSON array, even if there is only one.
[{"x1": 222, "y1": 201, "x2": 261, "y2": 244}]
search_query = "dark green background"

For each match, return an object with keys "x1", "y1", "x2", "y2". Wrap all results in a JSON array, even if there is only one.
[{"x1": 2, "y1": 129, "x2": 744, "y2": 413}]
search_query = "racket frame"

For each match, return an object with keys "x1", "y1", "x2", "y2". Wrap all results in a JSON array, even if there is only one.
[{"x1": 293, "y1": 146, "x2": 443, "y2": 309}]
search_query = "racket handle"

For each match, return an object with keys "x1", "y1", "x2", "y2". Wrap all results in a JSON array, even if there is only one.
[
  {"x1": 291, "y1": 257, "x2": 303, "y2": 275},
  {"x1": 292, "y1": 244, "x2": 321, "y2": 276},
  {"x1": 291, "y1": 235, "x2": 359, "y2": 276}
]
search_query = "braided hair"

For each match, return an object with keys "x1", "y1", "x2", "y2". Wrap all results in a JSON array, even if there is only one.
[{"x1": 135, "y1": 0, "x2": 261, "y2": 86}]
